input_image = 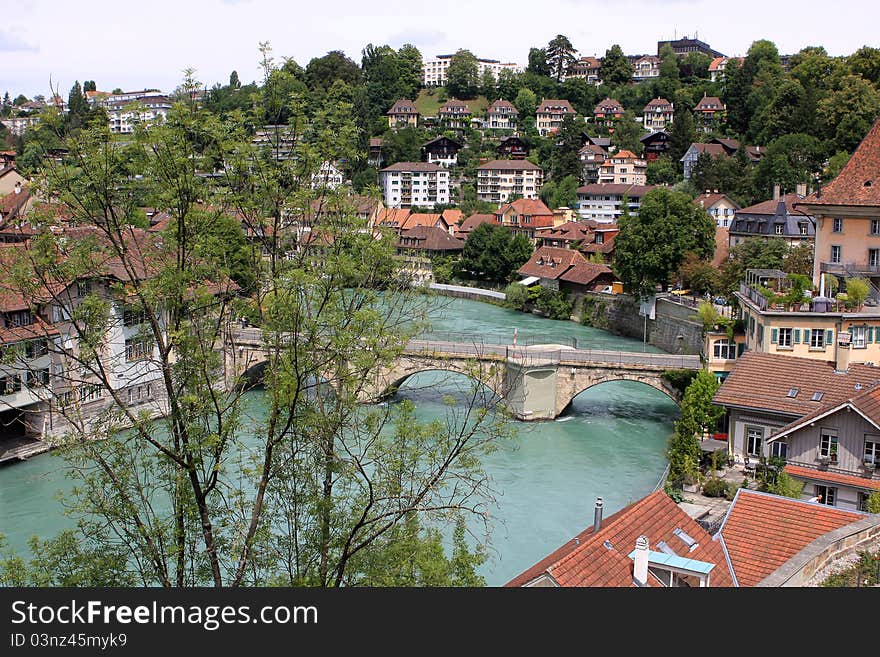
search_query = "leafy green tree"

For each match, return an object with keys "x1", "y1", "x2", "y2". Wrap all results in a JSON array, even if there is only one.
[
  {"x1": 447, "y1": 49, "x2": 480, "y2": 99},
  {"x1": 600, "y1": 44, "x2": 632, "y2": 87},
  {"x1": 681, "y1": 370, "x2": 723, "y2": 438},
  {"x1": 614, "y1": 187, "x2": 716, "y2": 295},
  {"x1": 83, "y1": 80, "x2": 97, "y2": 92},
  {"x1": 724, "y1": 39, "x2": 782, "y2": 136},
  {"x1": 657, "y1": 43, "x2": 680, "y2": 100},
  {"x1": 646, "y1": 156, "x2": 682, "y2": 185},
  {"x1": 480, "y1": 69, "x2": 498, "y2": 101},
  {"x1": 560, "y1": 76, "x2": 598, "y2": 115},
  {"x1": 546, "y1": 34, "x2": 577, "y2": 84},
  {"x1": 513, "y1": 87, "x2": 538, "y2": 127},
  {"x1": 678, "y1": 252, "x2": 719, "y2": 295},
  {"x1": 680, "y1": 52, "x2": 711, "y2": 81},
  {"x1": 844, "y1": 277, "x2": 870, "y2": 309},
  {"x1": 753, "y1": 79, "x2": 811, "y2": 143},
  {"x1": 785, "y1": 242, "x2": 814, "y2": 277},
  {"x1": 610, "y1": 110, "x2": 645, "y2": 155},
  {"x1": 305, "y1": 50, "x2": 362, "y2": 93},
  {"x1": 718, "y1": 237, "x2": 789, "y2": 295},
  {"x1": 459, "y1": 223, "x2": 532, "y2": 283},
  {"x1": 866, "y1": 490, "x2": 880, "y2": 514},
  {"x1": 382, "y1": 126, "x2": 425, "y2": 165},
  {"x1": 551, "y1": 114, "x2": 585, "y2": 180},
  {"x1": 752, "y1": 133, "x2": 825, "y2": 197},
  {"x1": 527, "y1": 47, "x2": 551, "y2": 77},
  {"x1": 824, "y1": 150, "x2": 851, "y2": 182},
  {"x1": 496, "y1": 69, "x2": 522, "y2": 103},
  {"x1": 503, "y1": 282, "x2": 530, "y2": 310},
  {"x1": 848, "y1": 46, "x2": 880, "y2": 86},
  {"x1": 818, "y1": 74, "x2": 880, "y2": 152},
  {"x1": 396, "y1": 43, "x2": 423, "y2": 98}
]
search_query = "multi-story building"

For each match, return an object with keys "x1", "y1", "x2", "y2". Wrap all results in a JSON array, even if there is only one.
[
  {"x1": 422, "y1": 54, "x2": 522, "y2": 87},
  {"x1": 421, "y1": 136, "x2": 462, "y2": 168},
  {"x1": 597, "y1": 150, "x2": 647, "y2": 186},
  {"x1": 485, "y1": 99, "x2": 519, "y2": 130},
  {"x1": 657, "y1": 37, "x2": 724, "y2": 58},
  {"x1": 496, "y1": 136, "x2": 529, "y2": 160},
  {"x1": 694, "y1": 94, "x2": 726, "y2": 128},
  {"x1": 565, "y1": 57, "x2": 602, "y2": 85},
  {"x1": 91, "y1": 89, "x2": 172, "y2": 133},
  {"x1": 640, "y1": 130, "x2": 670, "y2": 162},
  {"x1": 800, "y1": 117, "x2": 880, "y2": 298},
  {"x1": 386, "y1": 99, "x2": 420, "y2": 129},
  {"x1": 694, "y1": 191, "x2": 741, "y2": 228},
  {"x1": 535, "y1": 99, "x2": 575, "y2": 136},
  {"x1": 708, "y1": 56, "x2": 742, "y2": 81},
  {"x1": 310, "y1": 161, "x2": 345, "y2": 190},
  {"x1": 475, "y1": 160, "x2": 543, "y2": 203},
  {"x1": 642, "y1": 98, "x2": 674, "y2": 131},
  {"x1": 593, "y1": 98, "x2": 624, "y2": 128},
  {"x1": 395, "y1": 225, "x2": 464, "y2": 285},
  {"x1": 495, "y1": 198, "x2": 555, "y2": 242},
  {"x1": 728, "y1": 192, "x2": 815, "y2": 250},
  {"x1": 579, "y1": 144, "x2": 607, "y2": 184},
  {"x1": 379, "y1": 162, "x2": 450, "y2": 209},
  {"x1": 437, "y1": 99, "x2": 471, "y2": 129},
  {"x1": 632, "y1": 56, "x2": 661, "y2": 82},
  {"x1": 576, "y1": 183, "x2": 656, "y2": 223},
  {"x1": 680, "y1": 143, "x2": 727, "y2": 180}
]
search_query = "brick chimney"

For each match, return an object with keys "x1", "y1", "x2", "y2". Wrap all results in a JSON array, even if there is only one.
[
  {"x1": 633, "y1": 535, "x2": 650, "y2": 586},
  {"x1": 796, "y1": 182, "x2": 807, "y2": 196},
  {"x1": 772, "y1": 184, "x2": 780, "y2": 200}
]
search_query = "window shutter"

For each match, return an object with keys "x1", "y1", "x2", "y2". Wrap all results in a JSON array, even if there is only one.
[
  {"x1": 826, "y1": 329, "x2": 834, "y2": 345},
  {"x1": 771, "y1": 328, "x2": 778, "y2": 344},
  {"x1": 804, "y1": 329, "x2": 811, "y2": 345},
  {"x1": 868, "y1": 327, "x2": 875, "y2": 343},
  {"x1": 737, "y1": 342, "x2": 746, "y2": 356},
  {"x1": 794, "y1": 329, "x2": 801, "y2": 344}
]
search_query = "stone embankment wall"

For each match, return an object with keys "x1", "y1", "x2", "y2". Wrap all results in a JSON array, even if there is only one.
[{"x1": 575, "y1": 293, "x2": 704, "y2": 356}]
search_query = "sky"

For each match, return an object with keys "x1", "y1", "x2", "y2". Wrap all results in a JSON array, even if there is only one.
[{"x1": 2, "y1": 0, "x2": 878, "y2": 99}]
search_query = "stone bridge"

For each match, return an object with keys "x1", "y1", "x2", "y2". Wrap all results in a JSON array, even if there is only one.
[{"x1": 226, "y1": 328, "x2": 701, "y2": 421}]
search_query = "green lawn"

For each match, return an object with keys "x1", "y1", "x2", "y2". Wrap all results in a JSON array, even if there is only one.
[{"x1": 415, "y1": 89, "x2": 489, "y2": 117}]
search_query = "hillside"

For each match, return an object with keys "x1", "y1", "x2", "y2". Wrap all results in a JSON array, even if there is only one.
[{"x1": 415, "y1": 89, "x2": 490, "y2": 117}]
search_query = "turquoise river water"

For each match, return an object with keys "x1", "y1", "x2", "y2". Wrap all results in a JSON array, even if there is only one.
[{"x1": 0, "y1": 296, "x2": 679, "y2": 586}]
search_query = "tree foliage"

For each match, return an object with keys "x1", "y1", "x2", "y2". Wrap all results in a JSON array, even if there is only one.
[
  {"x1": 600, "y1": 44, "x2": 633, "y2": 87},
  {"x1": 447, "y1": 49, "x2": 480, "y2": 100},
  {"x1": 458, "y1": 223, "x2": 533, "y2": 283}
]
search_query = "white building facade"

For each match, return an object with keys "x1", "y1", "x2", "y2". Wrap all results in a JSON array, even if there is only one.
[
  {"x1": 379, "y1": 163, "x2": 450, "y2": 209},
  {"x1": 422, "y1": 55, "x2": 522, "y2": 87}
]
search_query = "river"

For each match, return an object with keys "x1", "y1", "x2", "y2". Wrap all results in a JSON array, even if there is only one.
[{"x1": 0, "y1": 295, "x2": 679, "y2": 586}]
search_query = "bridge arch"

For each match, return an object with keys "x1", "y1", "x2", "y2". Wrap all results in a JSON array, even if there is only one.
[
  {"x1": 556, "y1": 373, "x2": 682, "y2": 417},
  {"x1": 369, "y1": 358, "x2": 505, "y2": 403}
]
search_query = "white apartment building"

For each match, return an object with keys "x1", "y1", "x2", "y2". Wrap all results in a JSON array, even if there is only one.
[
  {"x1": 576, "y1": 183, "x2": 656, "y2": 223},
  {"x1": 476, "y1": 160, "x2": 543, "y2": 204},
  {"x1": 422, "y1": 54, "x2": 522, "y2": 87},
  {"x1": 597, "y1": 150, "x2": 647, "y2": 186},
  {"x1": 379, "y1": 162, "x2": 450, "y2": 209},
  {"x1": 92, "y1": 89, "x2": 172, "y2": 133}
]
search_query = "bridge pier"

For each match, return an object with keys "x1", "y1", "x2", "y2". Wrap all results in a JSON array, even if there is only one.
[{"x1": 503, "y1": 360, "x2": 561, "y2": 421}]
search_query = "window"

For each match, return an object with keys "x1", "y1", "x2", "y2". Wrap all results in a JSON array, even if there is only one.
[
  {"x1": 778, "y1": 328, "x2": 792, "y2": 348},
  {"x1": 800, "y1": 224, "x2": 808, "y2": 235},
  {"x1": 596, "y1": 233, "x2": 604, "y2": 244},
  {"x1": 25, "y1": 369, "x2": 49, "y2": 388},
  {"x1": 77, "y1": 281, "x2": 91, "y2": 297},
  {"x1": 872, "y1": 219, "x2": 880, "y2": 235},
  {"x1": 771, "y1": 441, "x2": 788, "y2": 459},
  {"x1": 746, "y1": 426, "x2": 763, "y2": 457},
  {"x1": 864, "y1": 437, "x2": 880, "y2": 466},
  {"x1": 3, "y1": 375, "x2": 22, "y2": 395},
  {"x1": 859, "y1": 492, "x2": 872, "y2": 512},
  {"x1": 25, "y1": 339, "x2": 48, "y2": 359},
  {"x1": 775, "y1": 224, "x2": 784, "y2": 235},
  {"x1": 815, "y1": 484, "x2": 836, "y2": 506},
  {"x1": 713, "y1": 339, "x2": 735, "y2": 360},
  {"x1": 852, "y1": 325, "x2": 867, "y2": 348},
  {"x1": 810, "y1": 329, "x2": 825, "y2": 349},
  {"x1": 819, "y1": 429, "x2": 839, "y2": 463},
  {"x1": 832, "y1": 218, "x2": 843, "y2": 233},
  {"x1": 830, "y1": 245, "x2": 841, "y2": 264},
  {"x1": 125, "y1": 338, "x2": 152, "y2": 362},
  {"x1": 871, "y1": 249, "x2": 880, "y2": 268},
  {"x1": 122, "y1": 306, "x2": 149, "y2": 328}
]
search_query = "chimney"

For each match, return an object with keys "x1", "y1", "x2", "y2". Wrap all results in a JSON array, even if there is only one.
[
  {"x1": 14, "y1": 181, "x2": 21, "y2": 194},
  {"x1": 796, "y1": 182, "x2": 807, "y2": 196},
  {"x1": 633, "y1": 535, "x2": 650, "y2": 586},
  {"x1": 593, "y1": 497, "x2": 604, "y2": 533},
  {"x1": 836, "y1": 332, "x2": 852, "y2": 374},
  {"x1": 772, "y1": 184, "x2": 780, "y2": 200}
]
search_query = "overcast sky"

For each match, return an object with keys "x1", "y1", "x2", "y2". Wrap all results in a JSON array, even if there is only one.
[{"x1": 2, "y1": 0, "x2": 877, "y2": 99}]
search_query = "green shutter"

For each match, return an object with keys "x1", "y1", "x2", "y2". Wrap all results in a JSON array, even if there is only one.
[
  {"x1": 794, "y1": 329, "x2": 801, "y2": 344},
  {"x1": 868, "y1": 327, "x2": 875, "y2": 343},
  {"x1": 737, "y1": 342, "x2": 746, "y2": 356},
  {"x1": 804, "y1": 329, "x2": 811, "y2": 345},
  {"x1": 826, "y1": 329, "x2": 834, "y2": 345},
  {"x1": 771, "y1": 328, "x2": 778, "y2": 344}
]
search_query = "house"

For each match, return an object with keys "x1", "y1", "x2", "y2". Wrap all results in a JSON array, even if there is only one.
[
  {"x1": 454, "y1": 212, "x2": 498, "y2": 240},
  {"x1": 386, "y1": 99, "x2": 419, "y2": 129},
  {"x1": 437, "y1": 99, "x2": 471, "y2": 129},
  {"x1": 694, "y1": 191, "x2": 740, "y2": 228},
  {"x1": 708, "y1": 56, "x2": 742, "y2": 81},
  {"x1": 310, "y1": 161, "x2": 345, "y2": 190},
  {"x1": 710, "y1": 137, "x2": 764, "y2": 164},
  {"x1": 729, "y1": 193, "x2": 815, "y2": 250},
  {"x1": 506, "y1": 492, "x2": 733, "y2": 587},
  {"x1": 597, "y1": 150, "x2": 647, "y2": 186},
  {"x1": 680, "y1": 143, "x2": 727, "y2": 180},
  {"x1": 798, "y1": 117, "x2": 880, "y2": 297},
  {"x1": 593, "y1": 98, "x2": 624, "y2": 128},
  {"x1": 0, "y1": 184, "x2": 32, "y2": 229},
  {"x1": 485, "y1": 99, "x2": 519, "y2": 130},
  {"x1": 579, "y1": 143, "x2": 607, "y2": 184},
  {"x1": 762, "y1": 385, "x2": 880, "y2": 512},
  {"x1": 657, "y1": 37, "x2": 724, "y2": 58},
  {"x1": 712, "y1": 351, "x2": 880, "y2": 464},
  {"x1": 538, "y1": 220, "x2": 596, "y2": 249},
  {"x1": 694, "y1": 94, "x2": 727, "y2": 127},
  {"x1": 395, "y1": 225, "x2": 464, "y2": 285},
  {"x1": 496, "y1": 198, "x2": 555, "y2": 242},
  {"x1": 421, "y1": 136, "x2": 462, "y2": 168},
  {"x1": 565, "y1": 56, "x2": 602, "y2": 85},
  {"x1": 576, "y1": 183, "x2": 656, "y2": 223},
  {"x1": 642, "y1": 98, "x2": 674, "y2": 131},
  {"x1": 476, "y1": 160, "x2": 543, "y2": 203},
  {"x1": 632, "y1": 55, "x2": 661, "y2": 82},
  {"x1": 579, "y1": 224, "x2": 619, "y2": 262},
  {"x1": 0, "y1": 167, "x2": 27, "y2": 197},
  {"x1": 368, "y1": 137, "x2": 385, "y2": 168},
  {"x1": 640, "y1": 130, "x2": 670, "y2": 162},
  {"x1": 517, "y1": 246, "x2": 614, "y2": 294},
  {"x1": 535, "y1": 99, "x2": 575, "y2": 136},
  {"x1": 496, "y1": 135, "x2": 529, "y2": 160},
  {"x1": 379, "y1": 162, "x2": 449, "y2": 209},
  {"x1": 91, "y1": 89, "x2": 171, "y2": 133}
]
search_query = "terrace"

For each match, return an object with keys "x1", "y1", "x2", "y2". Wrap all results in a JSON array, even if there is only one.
[{"x1": 738, "y1": 268, "x2": 880, "y2": 316}]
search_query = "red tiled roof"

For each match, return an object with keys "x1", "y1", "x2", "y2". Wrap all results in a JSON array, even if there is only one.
[
  {"x1": 800, "y1": 117, "x2": 880, "y2": 208},
  {"x1": 440, "y1": 209, "x2": 462, "y2": 226},
  {"x1": 386, "y1": 99, "x2": 418, "y2": 115},
  {"x1": 517, "y1": 246, "x2": 587, "y2": 280},
  {"x1": 400, "y1": 212, "x2": 449, "y2": 231},
  {"x1": 559, "y1": 262, "x2": 614, "y2": 286},
  {"x1": 713, "y1": 351, "x2": 880, "y2": 417},
  {"x1": 708, "y1": 57, "x2": 726, "y2": 71},
  {"x1": 487, "y1": 99, "x2": 518, "y2": 114},
  {"x1": 380, "y1": 162, "x2": 444, "y2": 172},
  {"x1": 536, "y1": 99, "x2": 574, "y2": 114},
  {"x1": 541, "y1": 220, "x2": 593, "y2": 242},
  {"x1": 687, "y1": 143, "x2": 727, "y2": 158},
  {"x1": 771, "y1": 382, "x2": 880, "y2": 442},
  {"x1": 612, "y1": 149, "x2": 639, "y2": 160},
  {"x1": 719, "y1": 489, "x2": 866, "y2": 587},
  {"x1": 694, "y1": 192, "x2": 740, "y2": 211},
  {"x1": 594, "y1": 98, "x2": 623, "y2": 114},
  {"x1": 783, "y1": 464, "x2": 880, "y2": 492},
  {"x1": 506, "y1": 491, "x2": 733, "y2": 587},
  {"x1": 576, "y1": 183, "x2": 656, "y2": 197},
  {"x1": 737, "y1": 193, "x2": 811, "y2": 217},
  {"x1": 376, "y1": 208, "x2": 412, "y2": 227},
  {"x1": 456, "y1": 213, "x2": 497, "y2": 236},
  {"x1": 644, "y1": 97, "x2": 672, "y2": 110},
  {"x1": 499, "y1": 198, "x2": 551, "y2": 217},
  {"x1": 396, "y1": 225, "x2": 463, "y2": 252},
  {"x1": 695, "y1": 96, "x2": 725, "y2": 111}
]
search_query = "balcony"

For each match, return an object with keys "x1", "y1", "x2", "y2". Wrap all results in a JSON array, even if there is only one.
[{"x1": 820, "y1": 261, "x2": 880, "y2": 276}]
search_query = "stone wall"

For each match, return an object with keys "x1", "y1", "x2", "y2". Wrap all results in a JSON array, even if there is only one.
[{"x1": 576, "y1": 293, "x2": 704, "y2": 356}]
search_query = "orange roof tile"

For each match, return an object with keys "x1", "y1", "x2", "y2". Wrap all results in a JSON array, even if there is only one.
[
  {"x1": 784, "y1": 464, "x2": 880, "y2": 491},
  {"x1": 718, "y1": 489, "x2": 866, "y2": 587}
]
